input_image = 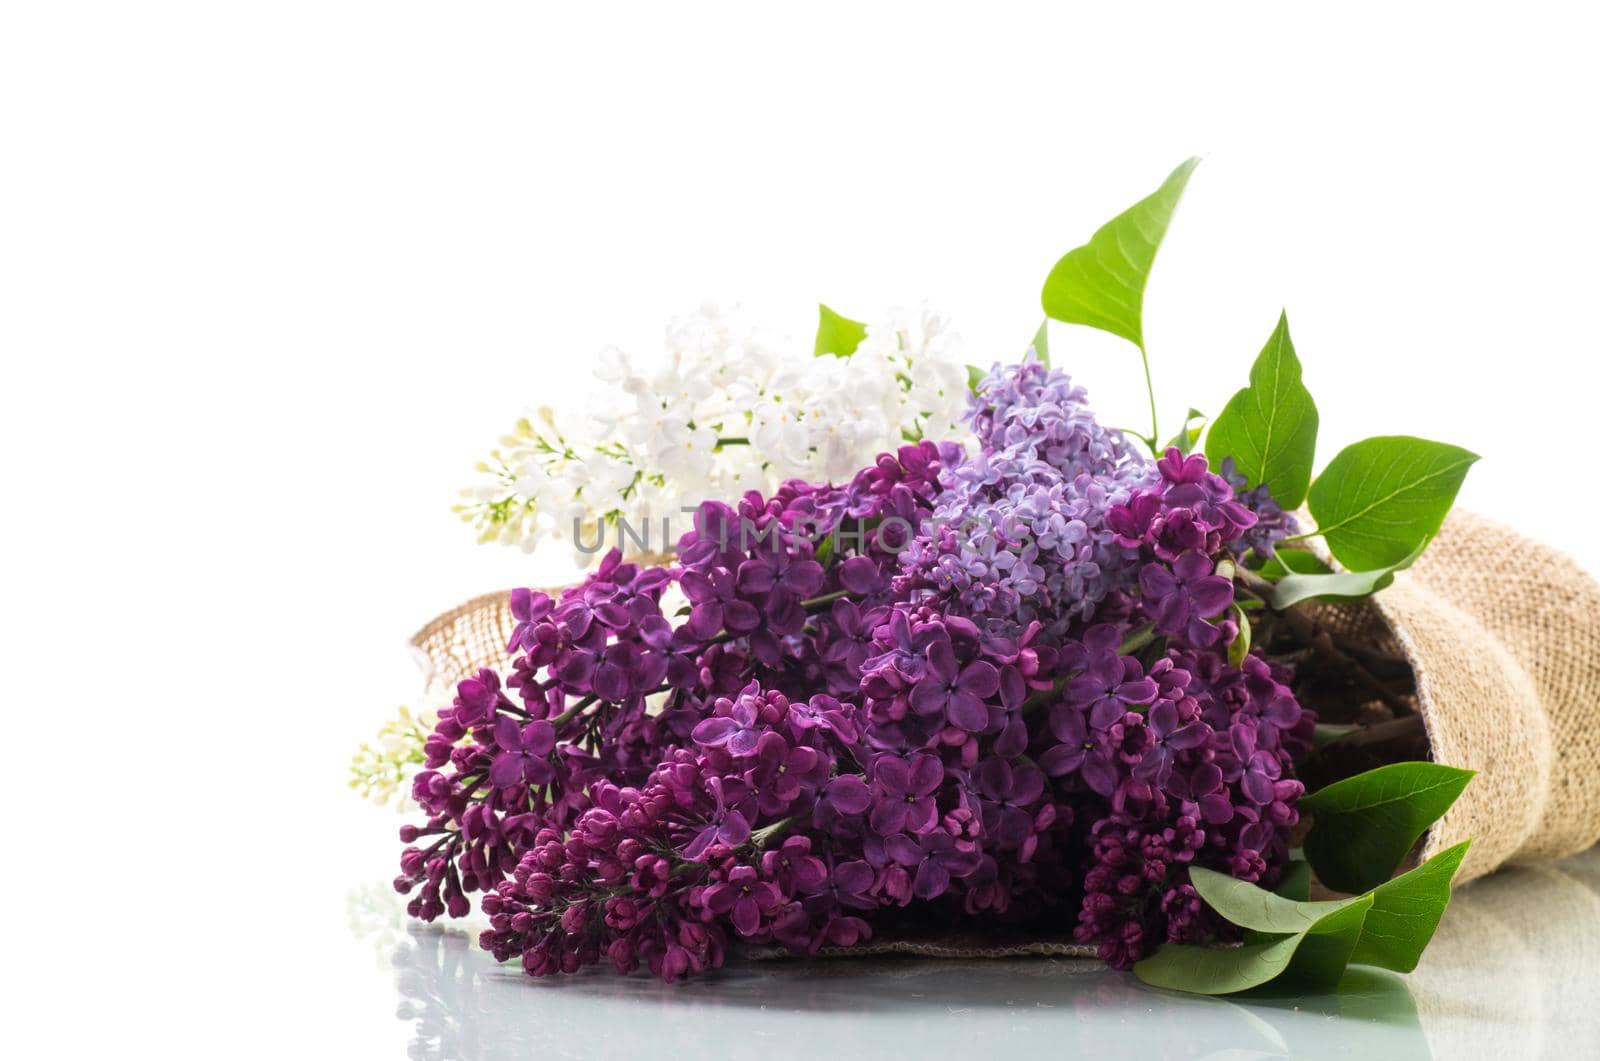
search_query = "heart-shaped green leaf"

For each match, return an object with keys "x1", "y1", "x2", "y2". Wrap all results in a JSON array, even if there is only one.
[
  {"x1": 1205, "y1": 311, "x2": 1320, "y2": 509},
  {"x1": 1351, "y1": 840, "x2": 1470, "y2": 972},
  {"x1": 1300, "y1": 762, "x2": 1476, "y2": 894},
  {"x1": 1041, "y1": 157, "x2": 1199, "y2": 351},
  {"x1": 1306, "y1": 436, "x2": 1478, "y2": 572},
  {"x1": 814, "y1": 304, "x2": 867, "y2": 358}
]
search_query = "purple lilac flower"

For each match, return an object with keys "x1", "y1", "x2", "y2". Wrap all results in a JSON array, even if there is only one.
[
  {"x1": 868, "y1": 753, "x2": 944, "y2": 835},
  {"x1": 395, "y1": 363, "x2": 1314, "y2": 982},
  {"x1": 814, "y1": 774, "x2": 871, "y2": 825},
  {"x1": 803, "y1": 859, "x2": 877, "y2": 913},
  {"x1": 1219, "y1": 457, "x2": 1300, "y2": 560},
  {"x1": 909, "y1": 640, "x2": 1001, "y2": 730},
  {"x1": 884, "y1": 831, "x2": 984, "y2": 900},
  {"x1": 746, "y1": 731, "x2": 828, "y2": 815},
  {"x1": 972, "y1": 757, "x2": 1047, "y2": 849},
  {"x1": 967, "y1": 355, "x2": 1145, "y2": 478},
  {"x1": 1064, "y1": 652, "x2": 1160, "y2": 728},
  {"x1": 703, "y1": 865, "x2": 783, "y2": 936},
  {"x1": 691, "y1": 686, "x2": 766, "y2": 756},
  {"x1": 761, "y1": 836, "x2": 828, "y2": 894},
  {"x1": 1135, "y1": 699, "x2": 1210, "y2": 786},
  {"x1": 1139, "y1": 549, "x2": 1234, "y2": 642},
  {"x1": 682, "y1": 777, "x2": 754, "y2": 859},
  {"x1": 894, "y1": 359, "x2": 1161, "y2": 634},
  {"x1": 680, "y1": 567, "x2": 760, "y2": 640},
  {"x1": 489, "y1": 717, "x2": 557, "y2": 787},
  {"x1": 862, "y1": 610, "x2": 939, "y2": 683},
  {"x1": 1039, "y1": 703, "x2": 1116, "y2": 794}
]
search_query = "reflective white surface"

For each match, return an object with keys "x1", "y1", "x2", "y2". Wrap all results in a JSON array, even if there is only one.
[{"x1": 349, "y1": 848, "x2": 1600, "y2": 1060}]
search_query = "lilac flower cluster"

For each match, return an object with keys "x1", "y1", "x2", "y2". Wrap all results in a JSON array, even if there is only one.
[
  {"x1": 899, "y1": 359, "x2": 1160, "y2": 634},
  {"x1": 479, "y1": 684, "x2": 868, "y2": 980},
  {"x1": 1064, "y1": 645, "x2": 1310, "y2": 966},
  {"x1": 391, "y1": 361, "x2": 1313, "y2": 978},
  {"x1": 1219, "y1": 457, "x2": 1301, "y2": 560}
]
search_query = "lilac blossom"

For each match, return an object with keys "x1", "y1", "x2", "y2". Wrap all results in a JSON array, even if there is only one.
[
  {"x1": 909, "y1": 640, "x2": 1001, "y2": 731},
  {"x1": 392, "y1": 363, "x2": 1315, "y2": 981},
  {"x1": 488, "y1": 717, "x2": 557, "y2": 787},
  {"x1": 1064, "y1": 652, "x2": 1160, "y2": 729},
  {"x1": 868, "y1": 753, "x2": 944, "y2": 835}
]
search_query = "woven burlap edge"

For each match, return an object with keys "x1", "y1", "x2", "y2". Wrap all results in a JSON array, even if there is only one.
[
  {"x1": 1413, "y1": 512, "x2": 1600, "y2": 865},
  {"x1": 741, "y1": 936, "x2": 1096, "y2": 961},
  {"x1": 409, "y1": 590, "x2": 522, "y2": 698},
  {"x1": 1307, "y1": 511, "x2": 1600, "y2": 884}
]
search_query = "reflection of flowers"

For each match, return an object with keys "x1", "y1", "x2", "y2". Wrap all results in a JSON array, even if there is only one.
[
  {"x1": 345, "y1": 883, "x2": 422, "y2": 973},
  {"x1": 456, "y1": 305, "x2": 970, "y2": 561},
  {"x1": 361, "y1": 869, "x2": 1430, "y2": 1061},
  {"x1": 360, "y1": 854, "x2": 1595, "y2": 1061}
]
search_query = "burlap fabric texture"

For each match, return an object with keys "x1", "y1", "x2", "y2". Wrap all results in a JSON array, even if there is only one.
[
  {"x1": 1301, "y1": 510, "x2": 1600, "y2": 883},
  {"x1": 408, "y1": 511, "x2": 1600, "y2": 957}
]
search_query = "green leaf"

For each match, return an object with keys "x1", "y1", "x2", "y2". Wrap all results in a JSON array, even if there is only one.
[
  {"x1": 1030, "y1": 320, "x2": 1050, "y2": 367},
  {"x1": 1133, "y1": 932, "x2": 1306, "y2": 996},
  {"x1": 1189, "y1": 865, "x2": 1361, "y2": 936},
  {"x1": 1205, "y1": 311, "x2": 1320, "y2": 509},
  {"x1": 1300, "y1": 762, "x2": 1476, "y2": 894},
  {"x1": 1306, "y1": 436, "x2": 1479, "y2": 572},
  {"x1": 1350, "y1": 840, "x2": 1470, "y2": 973},
  {"x1": 1287, "y1": 894, "x2": 1375, "y2": 989},
  {"x1": 814, "y1": 304, "x2": 867, "y2": 358},
  {"x1": 1134, "y1": 885, "x2": 1373, "y2": 995},
  {"x1": 1226, "y1": 601, "x2": 1251, "y2": 667},
  {"x1": 1041, "y1": 157, "x2": 1199, "y2": 350},
  {"x1": 966, "y1": 364, "x2": 987, "y2": 394},
  {"x1": 1165, "y1": 408, "x2": 1207, "y2": 456},
  {"x1": 1144, "y1": 839, "x2": 1471, "y2": 995},
  {"x1": 814, "y1": 532, "x2": 835, "y2": 568},
  {"x1": 1257, "y1": 547, "x2": 1332, "y2": 579},
  {"x1": 1266, "y1": 539, "x2": 1428, "y2": 608}
]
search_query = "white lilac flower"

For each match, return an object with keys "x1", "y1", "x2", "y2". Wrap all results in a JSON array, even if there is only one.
[
  {"x1": 456, "y1": 304, "x2": 973, "y2": 564},
  {"x1": 348, "y1": 705, "x2": 439, "y2": 810}
]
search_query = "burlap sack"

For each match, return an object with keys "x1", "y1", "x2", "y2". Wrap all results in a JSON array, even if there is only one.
[
  {"x1": 409, "y1": 511, "x2": 1600, "y2": 914},
  {"x1": 1304, "y1": 510, "x2": 1600, "y2": 884}
]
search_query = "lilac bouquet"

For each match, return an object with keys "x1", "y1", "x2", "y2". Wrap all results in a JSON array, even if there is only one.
[{"x1": 384, "y1": 160, "x2": 1481, "y2": 995}]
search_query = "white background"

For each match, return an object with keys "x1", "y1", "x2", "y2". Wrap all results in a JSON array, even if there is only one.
[{"x1": 4, "y1": 3, "x2": 1598, "y2": 1057}]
